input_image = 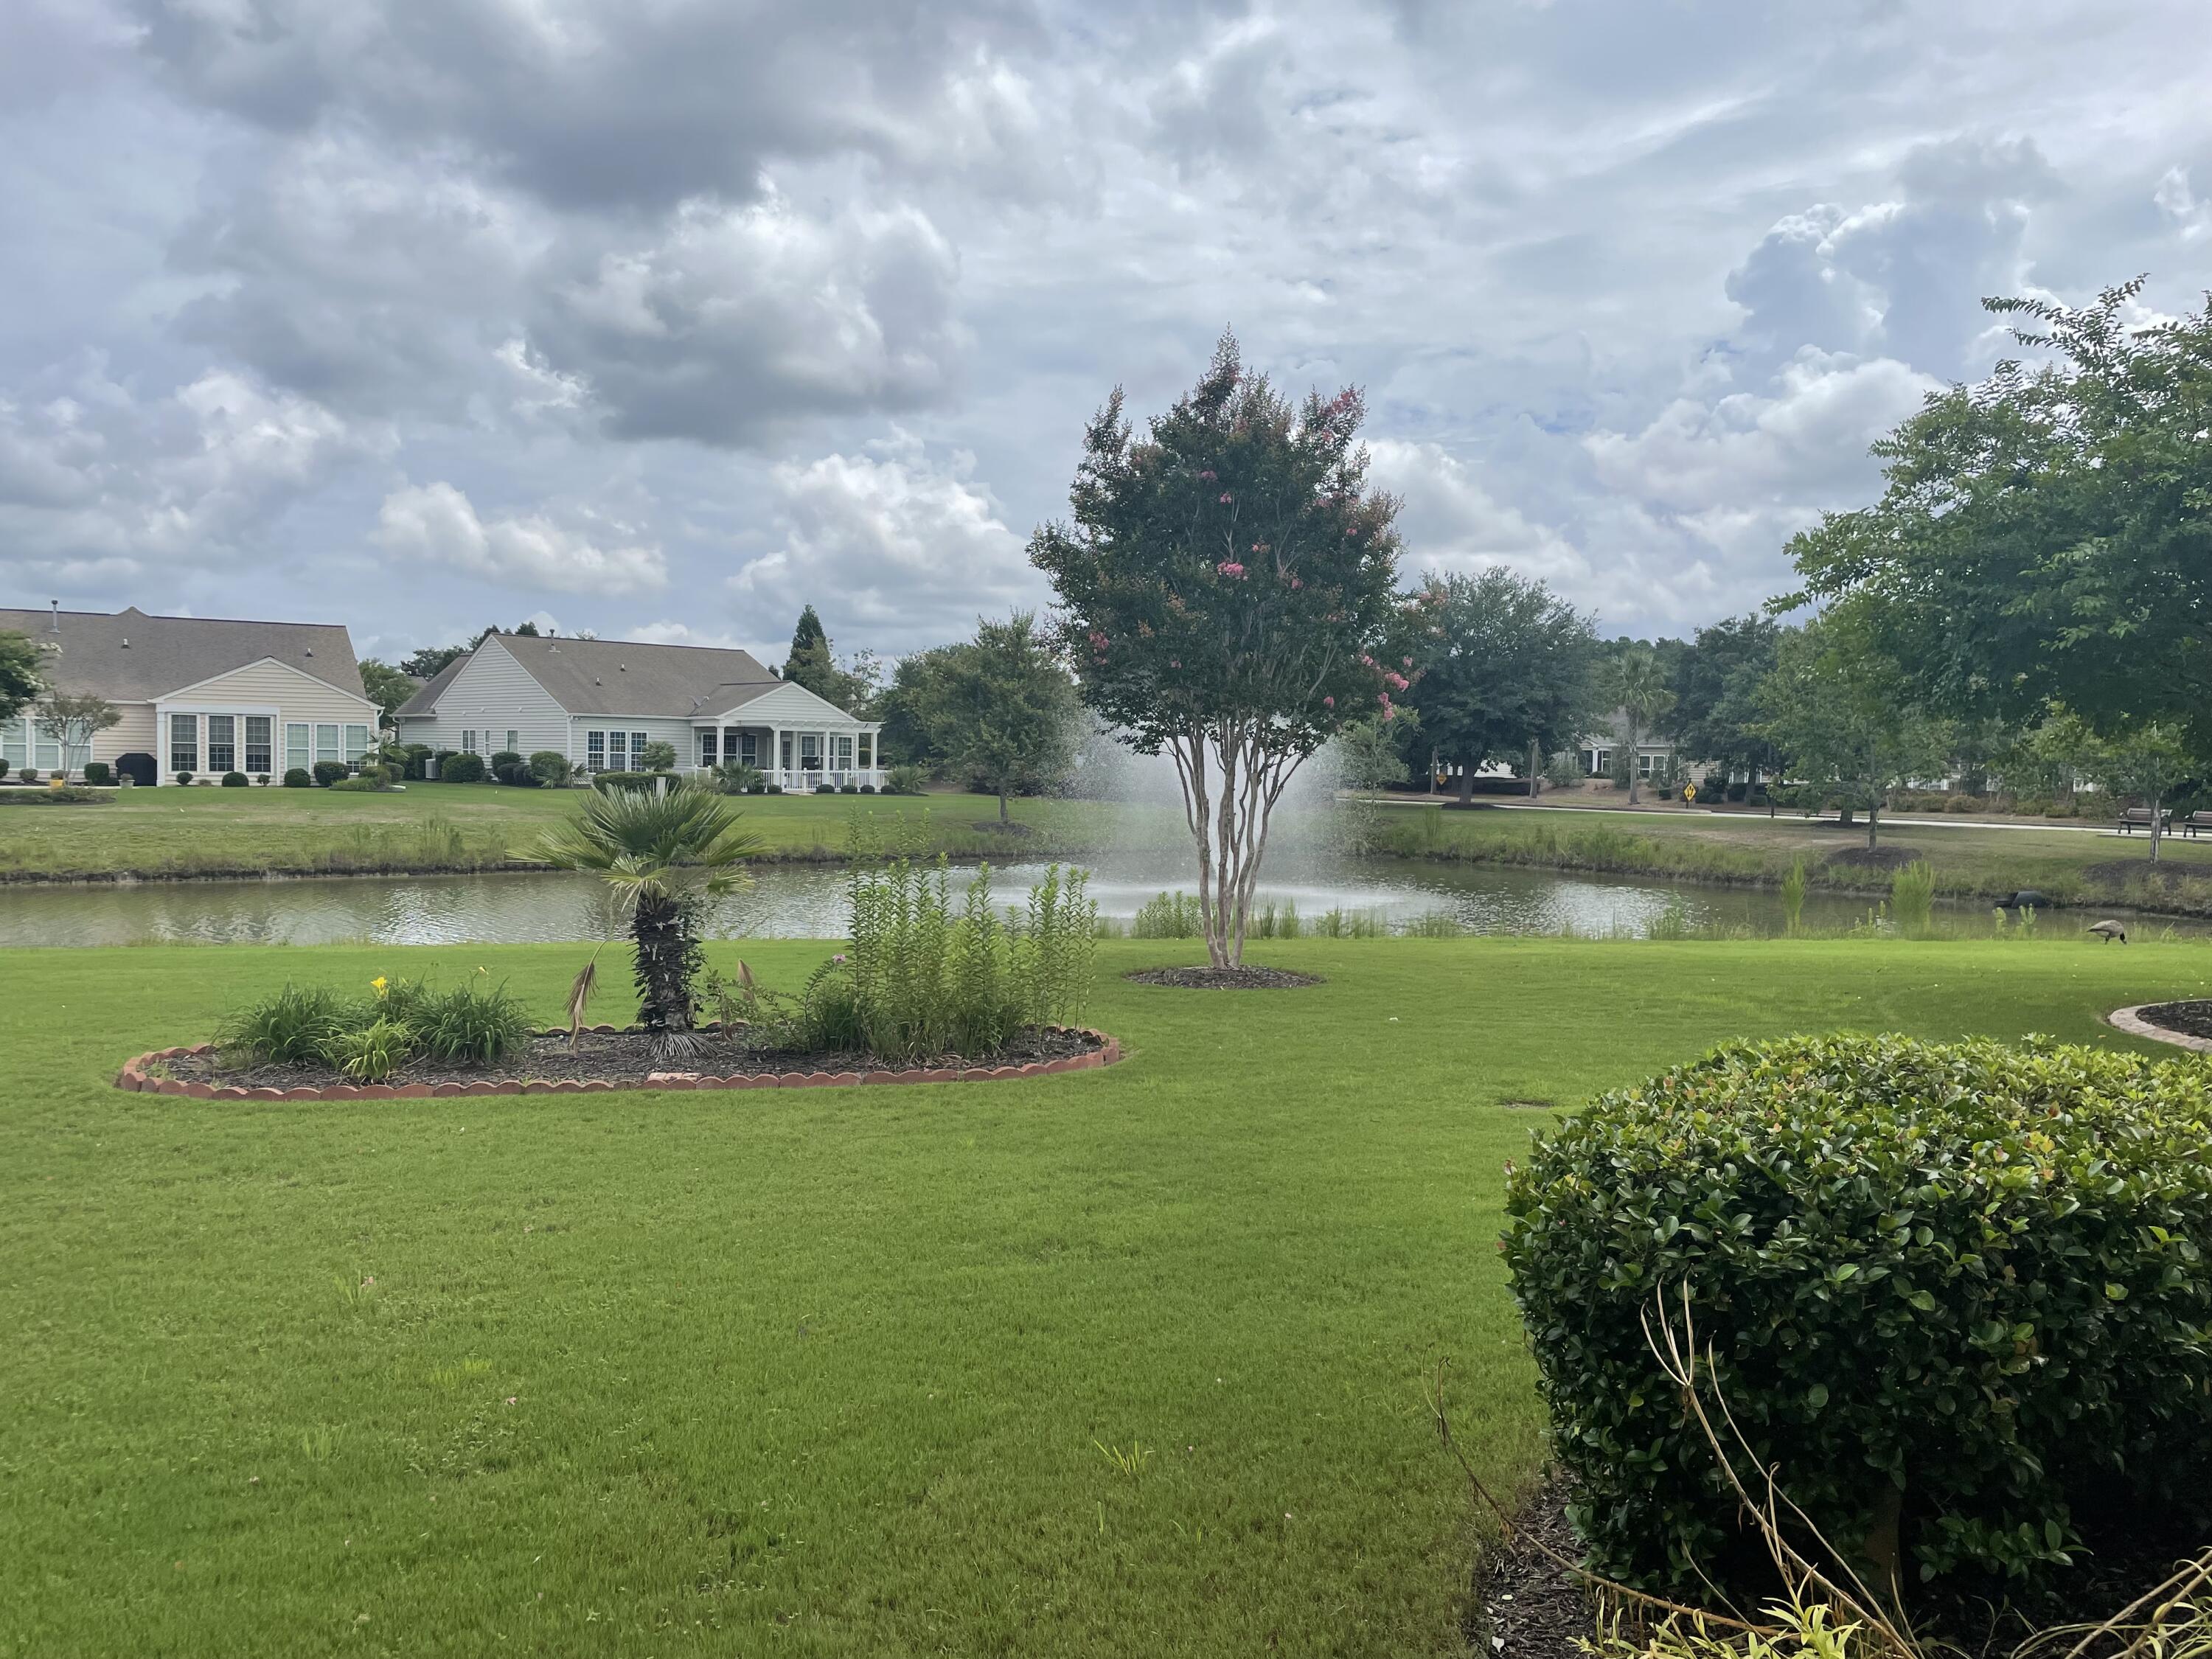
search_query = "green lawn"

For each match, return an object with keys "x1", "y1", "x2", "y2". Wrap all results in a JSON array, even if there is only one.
[
  {"x1": 1377, "y1": 799, "x2": 2212, "y2": 916},
  {"x1": 0, "y1": 784, "x2": 1146, "y2": 880},
  {"x1": 5, "y1": 937, "x2": 2206, "y2": 1655}
]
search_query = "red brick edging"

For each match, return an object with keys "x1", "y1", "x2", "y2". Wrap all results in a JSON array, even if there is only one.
[
  {"x1": 2107, "y1": 1005, "x2": 2212, "y2": 1054},
  {"x1": 114, "y1": 1024, "x2": 1123, "y2": 1100}
]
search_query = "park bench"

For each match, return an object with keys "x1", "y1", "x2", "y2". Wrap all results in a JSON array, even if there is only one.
[
  {"x1": 2180, "y1": 811, "x2": 2212, "y2": 839},
  {"x1": 2118, "y1": 807, "x2": 2174, "y2": 835}
]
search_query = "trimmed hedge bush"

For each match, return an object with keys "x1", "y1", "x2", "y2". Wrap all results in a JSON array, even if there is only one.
[
  {"x1": 283, "y1": 768, "x2": 312, "y2": 788},
  {"x1": 439, "y1": 752, "x2": 486, "y2": 784},
  {"x1": 169, "y1": 770, "x2": 187, "y2": 785},
  {"x1": 493, "y1": 762, "x2": 538, "y2": 787},
  {"x1": 1503, "y1": 1034, "x2": 2212, "y2": 1602},
  {"x1": 82, "y1": 761, "x2": 113, "y2": 786},
  {"x1": 312, "y1": 759, "x2": 350, "y2": 787},
  {"x1": 527, "y1": 751, "x2": 571, "y2": 787},
  {"x1": 589, "y1": 771, "x2": 658, "y2": 793},
  {"x1": 490, "y1": 750, "x2": 524, "y2": 772},
  {"x1": 221, "y1": 771, "x2": 249, "y2": 787}
]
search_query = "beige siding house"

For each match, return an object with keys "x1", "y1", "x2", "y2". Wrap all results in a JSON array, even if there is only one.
[
  {"x1": 0, "y1": 603, "x2": 379, "y2": 784},
  {"x1": 394, "y1": 633, "x2": 884, "y2": 787}
]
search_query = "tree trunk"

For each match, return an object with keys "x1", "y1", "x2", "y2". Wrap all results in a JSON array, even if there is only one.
[
  {"x1": 2149, "y1": 792, "x2": 2163, "y2": 863},
  {"x1": 1169, "y1": 723, "x2": 1299, "y2": 970},
  {"x1": 1458, "y1": 768, "x2": 1473, "y2": 807},
  {"x1": 1867, "y1": 801, "x2": 1880, "y2": 849},
  {"x1": 631, "y1": 894, "x2": 696, "y2": 1037},
  {"x1": 999, "y1": 786, "x2": 1010, "y2": 824},
  {"x1": 1528, "y1": 739, "x2": 1540, "y2": 799}
]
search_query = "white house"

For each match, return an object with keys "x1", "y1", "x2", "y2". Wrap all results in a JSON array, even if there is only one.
[
  {"x1": 392, "y1": 631, "x2": 884, "y2": 788},
  {"x1": 0, "y1": 602, "x2": 380, "y2": 785}
]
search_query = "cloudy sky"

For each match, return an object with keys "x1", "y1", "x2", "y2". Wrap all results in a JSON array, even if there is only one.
[{"x1": 6, "y1": 1, "x2": 2212, "y2": 667}]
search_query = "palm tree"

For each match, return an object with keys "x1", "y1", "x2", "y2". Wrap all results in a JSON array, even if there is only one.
[
  {"x1": 524, "y1": 782, "x2": 760, "y2": 1058},
  {"x1": 1610, "y1": 644, "x2": 1676, "y2": 807}
]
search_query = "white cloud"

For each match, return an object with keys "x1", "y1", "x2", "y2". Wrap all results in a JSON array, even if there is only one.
[
  {"x1": 1367, "y1": 438, "x2": 1590, "y2": 591},
  {"x1": 726, "y1": 435, "x2": 1040, "y2": 648},
  {"x1": 373, "y1": 481, "x2": 666, "y2": 596}
]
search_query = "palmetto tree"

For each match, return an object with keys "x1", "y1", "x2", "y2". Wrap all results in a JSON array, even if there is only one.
[
  {"x1": 1610, "y1": 644, "x2": 1675, "y2": 806},
  {"x1": 524, "y1": 783, "x2": 760, "y2": 1057}
]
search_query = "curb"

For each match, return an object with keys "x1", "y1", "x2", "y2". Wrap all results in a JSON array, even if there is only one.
[
  {"x1": 2107, "y1": 1005, "x2": 2212, "y2": 1054},
  {"x1": 114, "y1": 1028, "x2": 1124, "y2": 1099}
]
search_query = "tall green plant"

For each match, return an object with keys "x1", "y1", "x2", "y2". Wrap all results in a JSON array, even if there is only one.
[
  {"x1": 523, "y1": 782, "x2": 760, "y2": 1058},
  {"x1": 1889, "y1": 861, "x2": 1935, "y2": 938},
  {"x1": 1781, "y1": 859, "x2": 1807, "y2": 936}
]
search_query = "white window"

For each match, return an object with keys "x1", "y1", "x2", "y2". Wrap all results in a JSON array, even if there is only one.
[
  {"x1": 504, "y1": 729, "x2": 519, "y2": 754},
  {"x1": 698, "y1": 729, "x2": 717, "y2": 767},
  {"x1": 206, "y1": 714, "x2": 235, "y2": 773},
  {"x1": 286, "y1": 723, "x2": 310, "y2": 772},
  {"x1": 799, "y1": 734, "x2": 820, "y2": 769},
  {"x1": 32, "y1": 720, "x2": 60, "y2": 771},
  {"x1": 606, "y1": 729, "x2": 627, "y2": 767},
  {"x1": 631, "y1": 731, "x2": 649, "y2": 762},
  {"x1": 587, "y1": 730, "x2": 606, "y2": 769},
  {"x1": 858, "y1": 732, "x2": 872, "y2": 769},
  {"x1": 461, "y1": 729, "x2": 479, "y2": 755},
  {"x1": 344, "y1": 724, "x2": 370, "y2": 764},
  {"x1": 1, "y1": 717, "x2": 24, "y2": 771},
  {"x1": 315, "y1": 724, "x2": 341, "y2": 765},
  {"x1": 833, "y1": 734, "x2": 853, "y2": 769},
  {"x1": 170, "y1": 713, "x2": 199, "y2": 775},
  {"x1": 245, "y1": 716, "x2": 272, "y2": 774}
]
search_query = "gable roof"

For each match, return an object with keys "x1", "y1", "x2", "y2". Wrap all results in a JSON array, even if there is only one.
[
  {"x1": 397, "y1": 631, "x2": 862, "y2": 720},
  {"x1": 0, "y1": 605, "x2": 367, "y2": 703}
]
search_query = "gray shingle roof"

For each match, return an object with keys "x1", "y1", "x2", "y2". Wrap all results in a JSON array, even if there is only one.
[
  {"x1": 0, "y1": 605, "x2": 368, "y2": 703},
  {"x1": 396, "y1": 632, "x2": 812, "y2": 720}
]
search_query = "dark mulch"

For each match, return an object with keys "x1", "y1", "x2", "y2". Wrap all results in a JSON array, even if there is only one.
[
  {"x1": 164, "y1": 1024, "x2": 1103, "y2": 1090},
  {"x1": 970, "y1": 819, "x2": 1034, "y2": 835},
  {"x1": 1122, "y1": 965, "x2": 1323, "y2": 990},
  {"x1": 1470, "y1": 1478, "x2": 1596, "y2": 1659},
  {"x1": 2138, "y1": 1000, "x2": 2212, "y2": 1041}
]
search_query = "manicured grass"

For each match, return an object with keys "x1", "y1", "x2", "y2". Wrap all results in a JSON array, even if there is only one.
[
  {"x1": 1378, "y1": 800, "x2": 2212, "y2": 917},
  {"x1": 4, "y1": 937, "x2": 2205, "y2": 1655},
  {"x1": 0, "y1": 783, "x2": 1150, "y2": 880}
]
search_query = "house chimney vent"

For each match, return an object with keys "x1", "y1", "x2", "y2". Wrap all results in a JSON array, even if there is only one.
[{"x1": 49, "y1": 599, "x2": 60, "y2": 633}]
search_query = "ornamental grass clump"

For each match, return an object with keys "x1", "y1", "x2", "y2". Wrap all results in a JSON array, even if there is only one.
[
  {"x1": 222, "y1": 982, "x2": 358, "y2": 1064},
  {"x1": 798, "y1": 854, "x2": 1096, "y2": 1062},
  {"x1": 1502, "y1": 1034, "x2": 2212, "y2": 1609},
  {"x1": 413, "y1": 975, "x2": 533, "y2": 1065}
]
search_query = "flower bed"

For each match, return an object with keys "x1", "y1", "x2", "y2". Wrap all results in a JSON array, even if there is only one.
[{"x1": 117, "y1": 1023, "x2": 1121, "y2": 1099}]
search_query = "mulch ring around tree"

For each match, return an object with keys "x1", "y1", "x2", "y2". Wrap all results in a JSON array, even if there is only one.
[
  {"x1": 2135, "y1": 1001, "x2": 2212, "y2": 1042},
  {"x1": 125, "y1": 1024, "x2": 1116, "y2": 1099},
  {"x1": 1820, "y1": 844, "x2": 1922, "y2": 870},
  {"x1": 1122, "y1": 965, "x2": 1323, "y2": 990},
  {"x1": 1467, "y1": 1476, "x2": 1597, "y2": 1659}
]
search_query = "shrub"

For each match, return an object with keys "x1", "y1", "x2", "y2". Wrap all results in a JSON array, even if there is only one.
[
  {"x1": 858, "y1": 783, "x2": 875, "y2": 794},
  {"x1": 490, "y1": 750, "x2": 524, "y2": 772},
  {"x1": 312, "y1": 759, "x2": 349, "y2": 787},
  {"x1": 256, "y1": 773, "x2": 269, "y2": 787},
  {"x1": 327, "y1": 776, "x2": 382, "y2": 792},
  {"x1": 223, "y1": 982, "x2": 359, "y2": 1063},
  {"x1": 590, "y1": 770, "x2": 657, "y2": 793},
  {"x1": 528, "y1": 751, "x2": 571, "y2": 787},
  {"x1": 0, "y1": 758, "x2": 9, "y2": 779},
  {"x1": 493, "y1": 762, "x2": 537, "y2": 787},
  {"x1": 839, "y1": 782, "x2": 860, "y2": 794},
  {"x1": 0, "y1": 785, "x2": 106, "y2": 805},
  {"x1": 710, "y1": 761, "x2": 763, "y2": 796},
  {"x1": 1889, "y1": 860, "x2": 1935, "y2": 936},
  {"x1": 439, "y1": 751, "x2": 486, "y2": 785},
  {"x1": 1944, "y1": 792, "x2": 1978, "y2": 813},
  {"x1": 766, "y1": 783, "x2": 784, "y2": 795},
  {"x1": 323, "y1": 1018, "x2": 417, "y2": 1083},
  {"x1": 283, "y1": 768, "x2": 313, "y2": 788},
  {"x1": 1131, "y1": 889, "x2": 1205, "y2": 938},
  {"x1": 166, "y1": 770, "x2": 184, "y2": 785},
  {"x1": 1725, "y1": 779, "x2": 1747, "y2": 802},
  {"x1": 82, "y1": 761, "x2": 113, "y2": 786},
  {"x1": 1502, "y1": 1034, "x2": 2212, "y2": 1604},
  {"x1": 221, "y1": 771, "x2": 249, "y2": 787},
  {"x1": 815, "y1": 782, "x2": 837, "y2": 794},
  {"x1": 414, "y1": 976, "x2": 533, "y2": 1065},
  {"x1": 401, "y1": 744, "x2": 436, "y2": 779},
  {"x1": 883, "y1": 763, "x2": 927, "y2": 796},
  {"x1": 639, "y1": 740, "x2": 678, "y2": 773}
]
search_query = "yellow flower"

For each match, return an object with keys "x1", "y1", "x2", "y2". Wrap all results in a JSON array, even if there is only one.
[{"x1": 371, "y1": 976, "x2": 389, "y2": 998}]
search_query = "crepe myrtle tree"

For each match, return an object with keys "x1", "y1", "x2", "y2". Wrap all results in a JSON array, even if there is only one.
[
  {"x1": 34, "y1": 691, "x2": 119, "y2": 782},
  {"x1": 1029, "y1": 332, "x2": 1405, "y2": 968}
]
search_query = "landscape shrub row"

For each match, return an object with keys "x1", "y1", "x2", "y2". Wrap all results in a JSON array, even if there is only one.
[{"x1": 220, "y1": 975, "x2": 535, "y2": 1081}]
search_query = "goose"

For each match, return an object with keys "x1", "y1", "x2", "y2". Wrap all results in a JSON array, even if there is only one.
[{"x1": 2086, "y1": 919, "x2": 2128, "y2": 944}]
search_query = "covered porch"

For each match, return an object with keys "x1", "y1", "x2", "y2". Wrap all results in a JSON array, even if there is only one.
[{"x1": 689, "y1": 719, "x2": 885, "y2": 791}]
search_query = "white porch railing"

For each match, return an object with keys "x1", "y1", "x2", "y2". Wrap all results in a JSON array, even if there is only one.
[{"x1": 686, "y1": 767, "x2": 888, "y2": 792}]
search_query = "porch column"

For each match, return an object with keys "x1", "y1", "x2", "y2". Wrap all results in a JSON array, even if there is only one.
[{"x1": 769, "y1": 726, "x2": 780, "y2": 786}]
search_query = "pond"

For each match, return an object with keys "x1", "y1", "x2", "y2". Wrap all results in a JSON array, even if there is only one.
[{"x1": 0, "y1": 855, "x2": 2152, "y2": 948}]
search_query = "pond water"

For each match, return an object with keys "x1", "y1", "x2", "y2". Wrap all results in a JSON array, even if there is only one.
[{"x1": 0, "y1": 855, "x2": 2152, "y2": 948}]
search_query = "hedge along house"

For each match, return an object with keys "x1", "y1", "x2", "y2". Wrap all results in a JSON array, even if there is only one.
[
  {"x1": 391, "y1": 631, "x2": 884, "y2": 788},
  {"x1": 0, "y1": 603, "x2": 379, "y2": 785}
]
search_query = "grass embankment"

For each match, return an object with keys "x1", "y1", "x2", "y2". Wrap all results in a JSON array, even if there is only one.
[
  {"x1": 0, "y1": 785, "x2": 1154, "y2": 883},
  {"x1": 4, "y1": 937, "x2": 2205, "y2": 1656},
  {"x1": 1375, "y1": 803, "x2": 2212, "y2": 917}
]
